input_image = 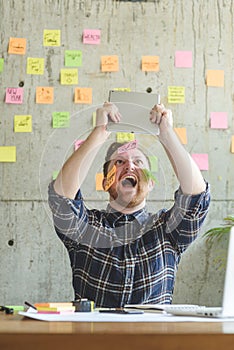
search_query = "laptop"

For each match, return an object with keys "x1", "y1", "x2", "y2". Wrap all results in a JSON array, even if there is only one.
[
  {"x1": 107, "y1": 90, "x2": 160, "y2": 135},
  {"x1": 125, "y1": 227, "x2": 234, "y2": 318}
]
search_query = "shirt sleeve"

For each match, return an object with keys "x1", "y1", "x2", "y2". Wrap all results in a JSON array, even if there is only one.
[{"x1": 163, "y1": 180, "x2": 211, "y2": 252}]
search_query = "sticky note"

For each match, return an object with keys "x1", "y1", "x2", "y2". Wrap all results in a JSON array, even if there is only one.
[
  {"x1": 118, "y1": 140, "x2": 138, "y2": 153},
  {"x1": 142, "y1": 56, "x2": 159, "y2": 72},
  {"x1": 175, "y1": 51, "x2": 192, "y2": 68},
  {"x1": 168, "y1": 86, "x2": 185, "y2": 104},
  {"x1": 92, "y1": 112, "x2": 96, "y2": 127},
  {"x1": 60, "y1": 69, "x2": 78, "y2": 85},
  {"x1": 101, "y1": 56, "x2": 119, "y2": 72},
  {"x1": 0, "y1": 146, "x2": 16, "y2": 162},
  {"x1": 8, "y1": 37, "x2": 26, "y2": 55},
  {"x1": 74, "y1": 87, "x2": 92, "y2": 104},
  {"x1": 174, "y1": 127, "x2": 187, "y2": 144},
  {"x1": 0, "y1": 58, "x2": 4, "y2": 72},
  {"x1": 43, "y1": 29, "x2": 61, "y2": 46},
  {"x1": 113, "y1": 88, "x2": 131, "y2": 92},
  {"x1": 74, "y1": 140, "x2": 84, "y2": 150},
  {"x1": 14, "y1": 115, "x2": 32, "y2": 132},
  {"x1": 52, "y1": 112, "x2": 70, "y2": 128},
  {"x1": 104, "y1": 165, "x2": 116, "y2": 191},
  {"x1": 83, "y1": 29, "x2": 101, "y2": 45},
  {"x1": 191, "y1": 153, "x2": 209, "y2": 171},
  {"x1": 231, "y1": 136, "x2": 234, "y2": 153},
  {"x1": 52, "y1": 171, "x2": 59, "y2": 180},
  {"x1": 36, "y1": 87, "x2": 54, "y2": 104},
  {"x1": 206, "y1": 70, "x2": 224, "y2": 87},
  {"x1": 65, "y1": 50, "x2": 82, "y2": 67},
  {"x1": 116, "y1": 132, "x2": 135, "y2": 143},
  {"x1": 5, "y1": 88, "x2": 23, "y2": 104},
  {"x1": 149, "y1": 155, "x2": 158, "y2": 172},
  {"x1": 210, "y1": 112, "x2": 228, "y2": 129},
  {"x1": 27, "y1": 58, "x2": 44, "y2": 75},
  {"x1": 96, "y1": 173, "x2": 104, "y2": 191}
]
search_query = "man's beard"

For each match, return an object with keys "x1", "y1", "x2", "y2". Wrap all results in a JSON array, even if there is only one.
[{"x1": 108, "y1": 181, "x2": 148, "y2": 209}]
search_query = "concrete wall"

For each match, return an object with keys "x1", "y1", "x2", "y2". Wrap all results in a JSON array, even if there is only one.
[{"x1": 0, "y1": 0, "x2": 233, "y2": 305}]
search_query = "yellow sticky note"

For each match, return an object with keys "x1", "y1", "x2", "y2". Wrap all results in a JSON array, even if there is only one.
[
  {"x1": 206, "y1": 70, "x2": 224, "y2": 87},
  {"x1": 101, "y1": 55, "x2": 119, "y2": 72},
  {"x1": 14, "y1": 115, "x2": 32, "y2": 132},
  {"x1": 27, "y1": 58, "x2": 44, "y2": 75},
  {"x1": 36, "y1": 87, "x2": 54, "y2": 104},
  {"x1": 231, "y1": 136, "x2": 234, "y2": 153},
  {"x1": 96, "y1": 173, "x2": 104, "y2": 191},
  {"x1": 116, "y1": 132, "x2": 135, "y2": 143},
  {"x1": 92, "y1": 112, "x2": 96, "y2": 127},
  {"x1": 142, "y1": 56, "x2": 159, "y2": 72},
  {"x1": 104, "y1": 165, "x2": 116, "y2": 191},
  {"x1": 174, "y1": 127, "x2": 187, "y2": 144},
  {"x1": 43, "y1": 29, "x2": 61, "y2": 46},
  {"x1": 8, "y1": 37, "x2": 26, "y2": 55},
  {"x1": 0, "y1": 146, "x2": 16, "y2": 162},
  {"x1": 60, "y1": 69, "x2": 78, "y2": 85},
  {"x1": 168, "y1": 86, "x2": 185, "y2": 104},
  {"x1": 74, "y1": 87, "x2": 92, "y2": 104},
  {"x1": 113, "y1": 88, "x2": 131, "y2": 92}
]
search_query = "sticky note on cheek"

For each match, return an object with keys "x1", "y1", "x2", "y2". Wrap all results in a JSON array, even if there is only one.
[{"x1": 104, "y1": 165, "x2": 116, "y2": 191}]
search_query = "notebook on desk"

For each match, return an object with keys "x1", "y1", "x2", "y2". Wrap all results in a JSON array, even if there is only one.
[{"x1": 126, "y1": 227, "x2": 234, "y2": 318}]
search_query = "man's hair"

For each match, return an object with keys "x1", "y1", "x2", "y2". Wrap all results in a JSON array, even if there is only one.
[{"x1": 103, "y1": 142, "x2": 151, "y2": 177}]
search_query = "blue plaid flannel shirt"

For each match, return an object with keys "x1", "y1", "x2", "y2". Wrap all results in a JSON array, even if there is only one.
[{"x1": 48, "y1": 181, "x2": 210, "y2": 308}]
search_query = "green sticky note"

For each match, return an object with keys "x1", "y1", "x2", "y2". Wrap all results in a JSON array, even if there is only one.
[
  {"x1": 52, "y1": 170, "x2": 59, "y2": 180},
  {"x1": 149, "y1": 155, "x2": 158, "y2": 172},
  {"x1": 5, "y1": 305, "x2": 25, "y2": 311},
  {"x1": 143, "y1": 169, "x2": 157, "y2": 183},
  {"x1": 52, "y1": 112, "x2": 70, "y2": 128},
  {"x1": 65, "y1": 50, "x2": 82, "y2": 67},
  {"x1": 0, "y1": 58, "x2": 4, "y2": 73}
]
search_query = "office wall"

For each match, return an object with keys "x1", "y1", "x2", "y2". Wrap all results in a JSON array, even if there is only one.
[{"x1": 0, "y1": 0, "x2": 233, "y2": 306}]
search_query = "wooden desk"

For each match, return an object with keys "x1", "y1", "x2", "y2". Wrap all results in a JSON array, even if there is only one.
[{"x1": 1, "y1": 313, "x2": 234, "y2": 350}]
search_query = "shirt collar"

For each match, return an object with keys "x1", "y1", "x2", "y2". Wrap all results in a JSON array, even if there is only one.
[{"x1": 105, "y1": 204, "x2": 149, "y2": 225}]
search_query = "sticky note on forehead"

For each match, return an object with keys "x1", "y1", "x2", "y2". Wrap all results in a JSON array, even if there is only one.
[
  {"x1": 118, "y1": 140, "x2": 138, "y2": 154},
  {"x1": 104, "y1": 165, "x2": 116, "y2": 191}
]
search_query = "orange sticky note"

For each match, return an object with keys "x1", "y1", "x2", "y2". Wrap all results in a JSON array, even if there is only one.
[
  {"x1": 174, "y1": 128, "x2": 187, "y2": 144},
  {"x1": 101, "y1": 56, "x2": 119, "y2": 72},
  {"x1": 36, "y1": 87, "x2": 54, "y2": 104},
  {"x1": 206, "y1": 70, "x2": 224, "y2": 87},
  {"x1": 8, "y1": 37, "x2": 26, "y2": 55},
  {"x1": 231, "y1": 136, "x2": 234, "y2": 153},
  {"x1": 74, "y1": 88, "x2": 92, "y2": 104},
  {"x1": 96, "y1": 173, "x2": 104, "y2": 191},
  {"x1": 104, "y1": 165, "x2": 116, "y2": 191},
  {"x1": 142, "y1": 56, "x2": 159, "y2": 72}
]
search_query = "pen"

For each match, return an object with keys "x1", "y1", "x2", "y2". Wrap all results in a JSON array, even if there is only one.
[{"x1": 24, "y1": 301, "x2": 37, "y2": 310}]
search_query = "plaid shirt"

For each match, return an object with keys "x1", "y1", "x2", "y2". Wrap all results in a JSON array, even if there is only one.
[{"x1": 48, "y1": 181, "x2": 210, "y2": 308}]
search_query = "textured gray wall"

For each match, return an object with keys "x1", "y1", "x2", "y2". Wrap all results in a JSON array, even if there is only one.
[{"x1": 0, "y1": 0, "x2": 233, "y2": 305}]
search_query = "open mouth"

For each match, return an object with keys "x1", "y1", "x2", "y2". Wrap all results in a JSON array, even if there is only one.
[{"x1": 121, "y1": 175, "x2": 137, "y2": 187}]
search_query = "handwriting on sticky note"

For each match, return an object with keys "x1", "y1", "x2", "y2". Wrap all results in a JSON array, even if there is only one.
[
  {"x1": 52, "y1": 112, "x2": 70, "y2": 128},
  {"x1": 14, "y1": 115, "x2": 32, "y2": 132},
  {"x1": 96, "y1": 173, "x2": 104, "y2": 191},
  {"x1": 5, "y1": 88, "x2": 23, "y2": 104},
  {"x1": 36, "y1": 87, "x2": 54, "y2": 104},
  {"x1": 118, "y1": 140, "x2": 138, "y2": 153},
  {"x1": 27, "y1": 58, "x2": 44, "y2": 74},
  {"x1": 0, "y1": 146, "x2": 16, "y2": 162},
  {"x1": 175, "y1": 51, "x2": 192, "y2": 68},
  {"x1": 210, "y1": 112, "x2": 228, "y2": 129},
  {"x1": 0, "y1": 58, "x2": 4, "y2": 72},
  {"x1": 60, "y1": 69, "x2": 78, "y2": 85},
  {"x1": 191, "y1": 153, "x2": 209, "y2": 171},
  {"x1": 43, "y1": 29, "x2": 61, "y2": 46},
  {"x1": 83, "y1": 29, "x2": 101, "y2": 45},
  {"x1": 65, "y1": 50, "x2": 82, "y2": 67},
  {"x1": 101, "y1": 55, "x2": 119, "y2": 72},
  {"x1": 142, "y1": 56, "x2": 159, "y2": 72},
  {"x1": 117, "y1": 132, "x2": 135, "y2": 143},
  {"x1": 174, "y1": 128, "x2": 187, "y2": 144},
  {"x1": 168, "y1": 86, "x2": 185, "y2": 104},
  {"x1": 206, "y1": 70, "x2": 224, "y2": 87},
  {"x1": 8, "y1": 37, "x2": 26, "y2": 55},
  {"x1": 104, "y1": 165, "x2": 116, "y2": 191},
  {"x1": 74, "y1": 87, "x2": 92, "y2": 104}
]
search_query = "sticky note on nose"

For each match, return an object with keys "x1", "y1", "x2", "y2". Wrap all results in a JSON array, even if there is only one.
[{"x1": 104, "y1": 165, "x2": 116, "y2": 191}]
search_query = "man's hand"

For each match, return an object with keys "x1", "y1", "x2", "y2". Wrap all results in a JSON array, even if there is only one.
[
  {"x1": 96, "y1": 102, "x2": 122, "y2": 128},
  {"x1": 150, "y1": 104, "x2": 173, "y2": 135}
]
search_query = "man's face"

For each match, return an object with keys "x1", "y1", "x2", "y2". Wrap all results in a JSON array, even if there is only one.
[{"x1": 104, "y1": 148, "x2": 154, "y2": 209}]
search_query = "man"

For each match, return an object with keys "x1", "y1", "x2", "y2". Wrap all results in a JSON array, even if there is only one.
[{"x1": 48, "y1": 102, "x2": 210, "y2": 307}]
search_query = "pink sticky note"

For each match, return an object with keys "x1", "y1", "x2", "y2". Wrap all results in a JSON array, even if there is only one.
[
  {"x1": 118, "y1": 140, "x2": 138, "y2": 153},
  {"x1": 210, "y1": 112, "x2": 228, "y2": 129},
  {"x1": 83, "y1": 29, "x2": 101, "y2": 45},
  {"x1": 191, "y1": 153, "x2": 209, "y2": 171},
  {"x1": 5, "y1": 87, "x2": 23, "y2": 104},
  {"x1": 175, "y1": 51, "x2": 193, "y2": 68},
  {"x1": 74, "y1": 139, "x2": 84, "y2": 151}
]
